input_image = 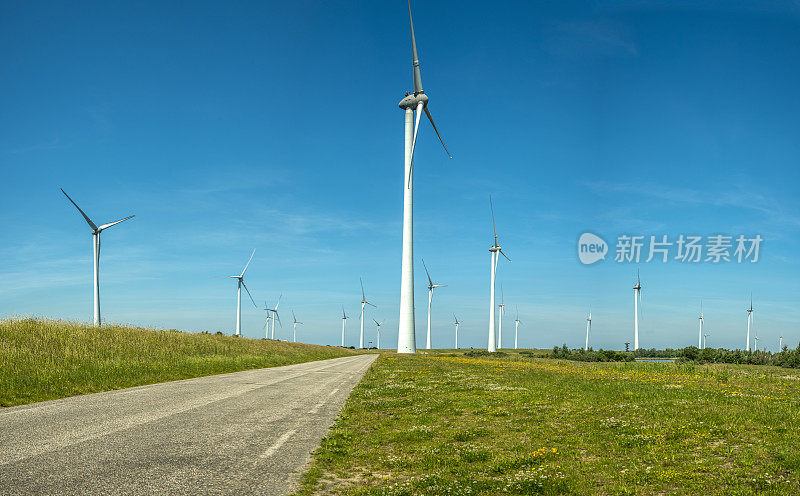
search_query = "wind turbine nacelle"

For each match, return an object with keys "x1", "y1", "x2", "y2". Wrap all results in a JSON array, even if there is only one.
[{"x1": 398, "y1": 92, "x2": 428, "y2": 110}]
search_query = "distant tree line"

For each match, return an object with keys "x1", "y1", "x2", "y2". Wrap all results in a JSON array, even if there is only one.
[{"x1": 548, "y1": 343, "x2": 800, "y2": 368}]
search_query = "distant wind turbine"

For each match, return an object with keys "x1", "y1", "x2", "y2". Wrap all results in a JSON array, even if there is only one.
[
  {"x1": 263, "y1": 302, "x2": 272, "y2": 339},
  {"x1": 422, "y1": 259, "x2": 446, "y2": 350},
  {"x1": 487, "y1": 195, "x2": 510, "y2": 352},
  {"x1": 396, "y1": 0, "x2": 452, "y2": 354},
  {"x1": 780, "y1": 334, "x2": 783, "y2": 350},
  {"x1": 698, "y1": 300, "x2": 704, "y2": 349},
  {"x1": 498, "y1": 287, "x2": 505, "y2": 349},
  {"x1": 585, "y1": 310, "x2": 592, "y2": 351},
  {"x1": 633, "y1": 270, "x2": 642, "y2": 350},
  {"x1": 703, "y1": 331, "x2": 710, "y2": 349},
  {"x1": 341, "y1": 307, "x2": 349, "y2": 347},
  {"x1": 292, "y1": 310, "x2": 302, "y2": 343},
  {"x1": 359, "y1": 278, "x2": 376, "y2": 349},
  {"x1": 746, "y1": 295, "x2": 754, "y2": 351},
  {"x1": 221, "y1": 249, "x2": 257, "y2": 336},
  {"x1": 515, "y1": 307, "x2": 521, "y2": 350},
  {"x1": 373, "y1": 319, "x2": 383, "y2": 349},
  {"x1": 268, "y1": 295, "x2": 281, "y2": 339},
  {"x1": 453, "y1": 314, "x2": 461, "y2": 349},
  {"x1": 60, "y1": 188, "x2": 135, "y2": 326}
]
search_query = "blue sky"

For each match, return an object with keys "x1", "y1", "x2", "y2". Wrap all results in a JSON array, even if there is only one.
[{"x1": 1, "y1": 1, "x2": 799, "y2": 351}]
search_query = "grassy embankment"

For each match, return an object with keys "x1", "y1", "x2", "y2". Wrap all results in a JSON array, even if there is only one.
[
  {"x1": 296, "y1": 350, "x2": 800, "y2": 495},
  {"x1": 0, "y1": 317, "x2": 361, "y2": 407}
]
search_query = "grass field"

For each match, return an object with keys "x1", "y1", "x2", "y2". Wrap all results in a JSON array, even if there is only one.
[
  {"x1": 295, "y1": 351, "x2": 800, "y2": 495},
  {"x1": 0, "y1": 317, "x2": 360, "y2": 407}
]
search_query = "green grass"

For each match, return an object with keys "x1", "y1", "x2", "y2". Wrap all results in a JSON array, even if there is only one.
[
  {"x1": 0, "y1": 317, "x2": 361, "y2": 407},
  {"x1": 295, "y1": 350, "x2": 800, "y2": 495}
]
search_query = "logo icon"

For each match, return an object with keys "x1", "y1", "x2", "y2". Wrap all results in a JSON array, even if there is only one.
[{"x1": 578, "y1": 233, "x2": 607, "y2": 265}]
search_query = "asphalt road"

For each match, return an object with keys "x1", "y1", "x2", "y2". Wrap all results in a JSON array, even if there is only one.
[{"x1": 0, "y1": 353, "x2": 377, "y2": 495}]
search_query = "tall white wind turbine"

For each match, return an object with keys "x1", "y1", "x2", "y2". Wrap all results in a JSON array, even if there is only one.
[
  {"x1": 487, "y1": 196, "x2": 511, "y2": 352},
  {"x1": 373, "y1": 319, "x2": 383, "y2": 349},
  {"x1": 292, "y1": 310, "x2": 302, "y2": 343},
  {"x1": 698, "y1": 301, "x2": 704, "y2": 349},
  {"x1": 61, "y1": 188, "x2": 135, "y2": 326},
  {"x1": 268, "y1": 295, "x2": 282, "y2": 339},
  {"x1": 359, "y1": 278, "x2": 376, "y2": 349},
  {"x1": 422, "y1": 259, "x2": 447, "y2": 350},
  {"x1": 453, "y1": 314, "x2": 461, "y2": 349},
  {"x1": 341, "y1": 307, "x2": 349, "y2": 347},
  {"x1": 263, "y1": 302, "x2": 272, "y2": 339},
  {"x1": 585, "y1": 310, "x2": 592, "y2": 351},
  {"x1": 222, "y1": 249, "x2": 257, "y2": 336},
  {"x1": 515, "y1": 307, "x2": 521, "y2": 350},
  {"x1": 746, "y1": 296, "x2": 753, "y2": 351},
  {"x1": 633, "y1": 271, "x2": 642, "y2": 350},
  {"x1": 396, "y1": 0, "x2": 452, "y2": 354}
]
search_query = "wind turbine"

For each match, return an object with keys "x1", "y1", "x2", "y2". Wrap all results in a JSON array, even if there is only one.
[
  {"x1": 263, "y1": 302, "x2": 272, "y2": 339},
  {"x1": 703, "y1": 331, "x2": 710, "y2": 349},
  {"x1": 746, "y1": 296, "x2": 754, "y2": 352},
  {"x1": 396, "y1": 0, "x2": 452, "y2": 354},
  {"x1": 359, "y1": 278, "x2": 376, "y2": 349},
  {"x1": 453, "y1": 314, "x2": 461, "y2": 349},
  {"x1": 780, "y1": 334, "x2": 783, "y2": 350},
  {"x1": 341, "y1": 307, "x2": 349, "y2": 347},
  {"x1": 60, "y1": 188, "x2": 135, "y2": 326},
  {"x1": 487, "y1": 195, "x2": 511, "y2": 352},
  {"x1": 515, "y1": 307, "x2": 521, "y2": 350},
  {"x1": 221, "y1": 249, "x2": 257, "y2": 336},
  {"x1": 698, "y1": 300, "x2": 704, "y2": 349},
  {"x1": 373, "y1": 319, "x2": 383, "y2": 349},
  {"x1": 292, "y1": 310, "x2": 302, "y2": 343},
  {"x1": 422, "y1": 259, "x2": 446, "y2": 350},
  {"x1": 498, "y1": 287, "x2": 505, "y2": 349},
  {"x1": 585, "y1": 310, "x2": 592, "y2": 351},
  {"x1": 268, "y1": 295, "x2": 282, "y2": 339},
  {"x1": 633, "y1": 270, "x2": 642, "y2": 350}
]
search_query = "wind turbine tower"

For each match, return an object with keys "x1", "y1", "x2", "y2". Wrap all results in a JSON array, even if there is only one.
[
  {"x1": 268, "y1": 295, "x2": 281, "y2": 340},
  {"x1": 453, "y1": 314, "x2": 461, "y2": 349},
  {"x1": 292, "y1": 311, "x2": 303, "y2": 343},
  {"x1": 341, "y1": 307, "x2": 349, "y2": 347},
  {"x1": 487, "y1": 196, "x2": 511, "y2": 352},
  {"x1": 396, "y1": 0, "x2": 452, "y2": 354},
  {"x1": 61, "y1": 188, "x2": 135, "y2": 326},
  {"x1": 422, "y1": 259, "x2": 447, "y2": 350},
  {"x1": 498, "y1": 288, "x2": 505, "y2": 349},
  {"x1": 359, "y1": 278, "x2": 376, "y2": 349},
  {"x1": 514, "y1": 307, "x2": 521, "y2": 350},
  {"x1": 746, "y1": 296, "x2": 754, "y2": 352},
  {"x1": 633, "y1": 271, "x2": 642, "y2": 350},
  {"x1": 373, "y1": 319, "x2": 383, "y2": 349},
  {"x1": 698, "y1": 301, "x2": 704, "y2": 349},
  {"x1": 585, "y1": 310, "x2": 592, "y2": 351}
]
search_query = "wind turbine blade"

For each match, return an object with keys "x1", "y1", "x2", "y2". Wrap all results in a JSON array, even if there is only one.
[
  {"x1": 408, "y1": 0, "x2": 423, "y2": 94},
  {"x1": 434, "y1": 284, "x2": 447, "y2": 288},
  {"x1": 240, "y1": 248, "x2": 256, "y2": 277},
  {"x1": 424, "y1": 106, "x2": 451, "y2": 158},
  {"x1": 367, "y1": 301, "x2": 377, "y2": 308},
  {"x1": 275, "y1": 294, "x2": 282, "y2": 310},
  {"x1": 60, "y1": 188, "x2": 98, "y2": 231},
  {"x1": 241, "y1": 280, "x2": 257, "y2": 308},
  {"x1": 97, "y1": 215, "x2": 135, "y2": 231},
  {"x1": 407, "y1": 101, "x2": 424, "y2": 188},
  {"x1": 360, "y1": 277, "x2": 366, "y2": 300},
  {"x1": 421, "y1": 258, "x2": 433, "y2": 286},
  {"x1": 293, "y1": 310, "x2": 297, "y2": 323},
  {"x1": 500, "y1": 249, "x2": 511, "y2": 262},
  {"x1": 489, "y1": 195, "x2": 498, "y2": 243}
]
